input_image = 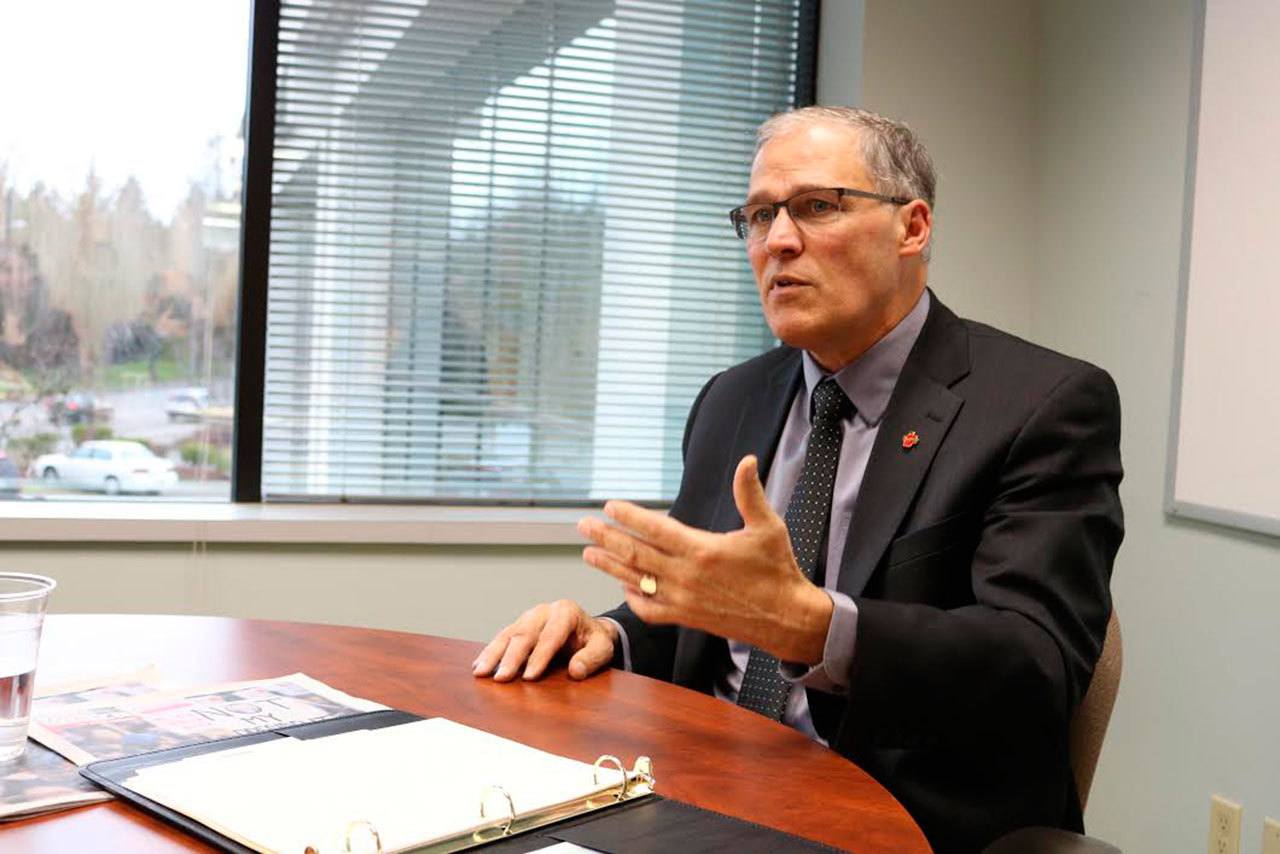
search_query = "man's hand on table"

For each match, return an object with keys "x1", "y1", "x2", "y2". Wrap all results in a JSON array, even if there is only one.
[{"x1": 473, "y1": 599, "x2": 619, "y2": 681}]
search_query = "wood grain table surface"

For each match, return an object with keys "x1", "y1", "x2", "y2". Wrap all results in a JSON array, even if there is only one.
[{"x1": 2, "y1": 614, "x2": 930, "y2": 853}]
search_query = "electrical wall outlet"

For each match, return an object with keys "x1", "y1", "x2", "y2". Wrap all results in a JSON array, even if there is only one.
[
  {"x1": 1209, "y1": 795, "x2": 1243, "y2": 854},
  {"x1": 1262, "y1": 816, "x2": 1280, "y2": 854}
]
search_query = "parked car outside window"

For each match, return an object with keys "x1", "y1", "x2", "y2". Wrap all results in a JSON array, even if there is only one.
[
  {"x1": 165, "y1": 388, "x2": 211, "y2": 423},
  {"x1": 46, "y1": 393, "x2": 115, "y2": 426},
  {"x1": 31, "y1": 440, "x2": 178, "y2": 495}
]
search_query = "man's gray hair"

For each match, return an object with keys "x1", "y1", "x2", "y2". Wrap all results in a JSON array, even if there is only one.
[{"x1": 756, "y1": 106, "x2": 937, "y2": 210}]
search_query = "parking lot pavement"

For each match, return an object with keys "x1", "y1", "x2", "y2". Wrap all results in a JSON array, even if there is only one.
[{"x1": 2, "y1": 385, "x2": 215, "y2": 447}]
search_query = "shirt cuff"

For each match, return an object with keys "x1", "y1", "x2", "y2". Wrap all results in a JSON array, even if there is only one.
[
  {"x1": 779, "y1": 590, "x2": 857, "y2": 694},
  {"x1": 598, "y1": 616, "x2": 632, "y2": 672}
]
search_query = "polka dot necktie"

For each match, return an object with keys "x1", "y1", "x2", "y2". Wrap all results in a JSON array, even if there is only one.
[{"x1": 737, "y1": 378, "x2": 852, "y2": 721}]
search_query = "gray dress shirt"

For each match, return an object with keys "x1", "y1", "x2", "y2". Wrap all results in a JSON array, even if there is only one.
[{"x1": 612, "y1": 290, "x2": 930, "y2": 744}]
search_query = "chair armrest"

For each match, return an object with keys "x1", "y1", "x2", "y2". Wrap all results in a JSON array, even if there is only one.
[{"x1": 981, "y1": 826, "x2": 1121, "y2": 854}]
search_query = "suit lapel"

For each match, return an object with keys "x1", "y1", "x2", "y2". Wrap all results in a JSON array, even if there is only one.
[
  {"x1": 836, "y1": 296, "x2": 970, "y2": 598},
  {"x1": 710, "y1": 351, "x2": 804, "y2": 532}
]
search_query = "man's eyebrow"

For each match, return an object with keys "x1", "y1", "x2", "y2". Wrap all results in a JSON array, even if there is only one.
[{"x1": 743, "y1": 184, "x2": 830, "y2": 205}]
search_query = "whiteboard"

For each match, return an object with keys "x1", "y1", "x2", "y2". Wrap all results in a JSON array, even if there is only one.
[{"x1": 1167, "y1": 0, "x2": 1280, "y2": 538}]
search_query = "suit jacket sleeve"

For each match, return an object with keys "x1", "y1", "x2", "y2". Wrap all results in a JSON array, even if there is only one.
[
  {"x1": 601, "y1": 373, "x2": 721, "y2": 680},
  {"x1": 843, "y1": 364, "x2": 1123, "y2": 749}
]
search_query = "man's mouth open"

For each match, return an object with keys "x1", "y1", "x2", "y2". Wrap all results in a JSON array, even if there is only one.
[{"x1": 770, "y1": 275, "x2": 811, "y2": 292}]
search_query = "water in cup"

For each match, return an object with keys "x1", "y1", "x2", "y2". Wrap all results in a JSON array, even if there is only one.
[
  {"x1": 0, "y1": 574, "x2": 56, "y2": 763},
  {"x1": 0, "y1": 619, "x2": 40, "y2": 761}
]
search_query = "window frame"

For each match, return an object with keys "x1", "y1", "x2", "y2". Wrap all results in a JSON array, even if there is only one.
[{"x1": 0, "y1": 0, "x2": 817, "y2": 525}]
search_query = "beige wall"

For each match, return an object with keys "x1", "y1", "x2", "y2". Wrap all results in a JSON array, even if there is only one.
[
  {"x1": 10, "y1": 542, "x2": 615, "y2": 643},
  {"x1": 861, "y1": 0, "x2": 1039, "y2": 337}
]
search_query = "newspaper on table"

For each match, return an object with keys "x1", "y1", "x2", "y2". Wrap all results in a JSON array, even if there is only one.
[
  {"x1": 0, "y1": 741, "x2": 113, "y2": 821},
  {"x1": 1, "y1": 668, "x2": 162, "y2": 821},
  {"x1": 28, "y1": 672, "x2": 386, "y2": 767}
]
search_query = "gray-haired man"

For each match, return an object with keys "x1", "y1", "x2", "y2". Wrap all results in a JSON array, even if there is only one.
[{"x1": 475, "y1": 106, "x2": 1124, "y2": 853}]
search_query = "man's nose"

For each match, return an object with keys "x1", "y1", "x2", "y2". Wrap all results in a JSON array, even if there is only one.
[{"x1": 765, "y1": 207, "x2": 803, "y2": 255}]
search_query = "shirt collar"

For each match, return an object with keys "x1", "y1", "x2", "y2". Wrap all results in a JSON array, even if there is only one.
[{"x1": 801, "y1": 288, "x2": 931, "y2": 426}]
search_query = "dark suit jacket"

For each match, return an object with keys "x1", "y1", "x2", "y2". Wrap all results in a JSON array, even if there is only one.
[{"x1": 604, "y1": 293, "x2": 1124, "y2": 854}]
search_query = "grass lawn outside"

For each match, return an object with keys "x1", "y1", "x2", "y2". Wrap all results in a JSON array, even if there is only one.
[{"x1": 100, "y1": 358, "x2": 189, "y2": 390}]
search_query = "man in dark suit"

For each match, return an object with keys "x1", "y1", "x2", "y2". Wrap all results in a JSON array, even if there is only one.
[{"x1": 473, "y1": 106, "x2": 1123, "y2": 853}]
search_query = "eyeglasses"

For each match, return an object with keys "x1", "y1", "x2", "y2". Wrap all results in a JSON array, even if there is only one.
[{"x1": 728, "y1": 187, "x2": 913, "y2": 241}]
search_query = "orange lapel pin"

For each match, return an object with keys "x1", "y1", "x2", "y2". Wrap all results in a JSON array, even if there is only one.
[{"x1": 902, "y1": 431, "x2": 920, "y2": 450}]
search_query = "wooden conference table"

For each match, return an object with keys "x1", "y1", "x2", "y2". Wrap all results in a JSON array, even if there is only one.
[{"x1": 5, "y1": 615, "x2": 930, "y2": 853}]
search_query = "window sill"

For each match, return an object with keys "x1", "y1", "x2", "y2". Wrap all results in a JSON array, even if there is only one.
[{"x1": 0, "y1": 502, "x2": 592, "y2": 545}]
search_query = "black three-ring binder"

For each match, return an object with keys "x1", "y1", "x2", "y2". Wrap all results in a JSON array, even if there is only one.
[{"x1": 81, "y1": 709, "x2": 846, "y2": 853}]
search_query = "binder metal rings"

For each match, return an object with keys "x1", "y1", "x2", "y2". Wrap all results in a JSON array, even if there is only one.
[
  {"x1": 342, "y1": 819, "x2": 384, "y2": 853},
  {"x1": 592, "y1": 755, "x2": 628, "y2": 801},
  {"x1": 632, "y1": 755, "x2": 656, "y2": 789},
  {"x1": 479, "y1": 784, "x2": 516, "y2": 836}
]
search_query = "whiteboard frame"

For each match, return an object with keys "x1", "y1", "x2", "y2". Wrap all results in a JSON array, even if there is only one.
[{"x1": 1165, "y1": 0, "x2": 1280, "y2": 539}]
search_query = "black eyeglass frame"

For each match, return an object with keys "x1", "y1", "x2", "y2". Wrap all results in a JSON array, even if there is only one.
[{"x1": 728, "y1": 187, "x2": 915, "y2": 240}]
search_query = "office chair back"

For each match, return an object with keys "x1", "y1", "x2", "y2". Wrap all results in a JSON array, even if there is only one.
[
  {"x1": 980, "y1": 612, "x2": 1124, "y2": 854},
  {"x1": 1069, "y1": 608, "x2": 1122, "y2": 810}
]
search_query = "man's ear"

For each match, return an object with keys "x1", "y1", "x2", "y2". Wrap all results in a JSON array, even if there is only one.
[{"x1": 898, "y1": 200, "x2": 932, "y2": 258}]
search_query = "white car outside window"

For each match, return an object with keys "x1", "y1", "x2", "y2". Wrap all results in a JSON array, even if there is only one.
[{"x1": 33, "y1": 441, "x2": 179, "y2": 495}]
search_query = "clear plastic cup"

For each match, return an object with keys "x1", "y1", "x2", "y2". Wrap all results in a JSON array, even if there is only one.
[{"x1": 0, "y1": 573, "x2": 57, "y2": 763}]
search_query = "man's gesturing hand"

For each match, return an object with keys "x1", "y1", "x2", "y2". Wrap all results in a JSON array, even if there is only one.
[
  {"x1": 472, "y1": 599, "x2": 619, "y2": 682},
  {"x1": 578, "y1": 455, "x2": 833, "y2": 665}
]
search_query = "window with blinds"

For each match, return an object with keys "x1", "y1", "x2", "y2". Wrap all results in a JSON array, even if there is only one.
[{"x1": 263, "y1": 0, "x2": 808, "y2": 502}]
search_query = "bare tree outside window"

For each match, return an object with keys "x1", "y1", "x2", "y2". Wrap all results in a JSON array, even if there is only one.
[{"x1": 0, "y1": 2, "x2": 249, "y2": 501}]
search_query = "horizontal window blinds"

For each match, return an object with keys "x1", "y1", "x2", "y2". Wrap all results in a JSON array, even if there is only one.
[{"x1": 264, "y1": 0, "x2": 803, "y2": 502}]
